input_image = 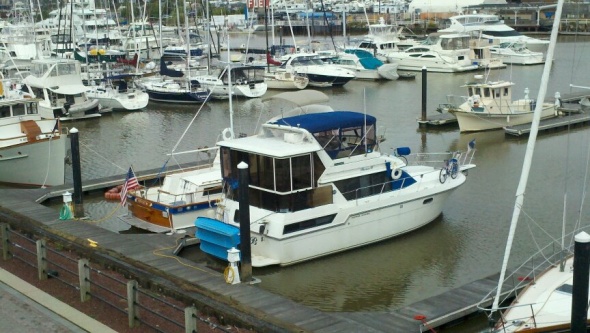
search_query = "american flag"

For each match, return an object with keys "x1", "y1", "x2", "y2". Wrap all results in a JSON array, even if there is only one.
[{"x1": 120, "y1": 167, "x2": 139, "y2": 206}]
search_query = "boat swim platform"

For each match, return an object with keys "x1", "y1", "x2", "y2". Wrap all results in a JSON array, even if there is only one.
[
  {"x1": 0, "y1": 172, "x2": 543, "y2": 333},
  {"x1": 505, "y1": 110, "x2": 590, "y2": 136}
]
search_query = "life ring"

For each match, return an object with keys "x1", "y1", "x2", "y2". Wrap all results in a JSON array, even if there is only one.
[
  {"x1": 104, "y1": 185, "x2": 123, "y2": 200},
  {"x1": 392, "y1": 168, "x2": 402, "y2": 180},
  {"x1": 222, "y1": 128, "x2": 233, "y2": 140}
]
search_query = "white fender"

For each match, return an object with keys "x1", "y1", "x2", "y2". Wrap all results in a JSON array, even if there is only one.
[{"x1": 392, "y1": 168, "x2": 402, "y2": 180}]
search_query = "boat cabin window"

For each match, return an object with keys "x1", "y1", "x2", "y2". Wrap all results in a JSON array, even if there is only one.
[
  {"x1": 474, "y1": 88, "x2": 481, "y2": 96},
  {"x1": 222, "y1": 67, "x2": 265, "y2": 84},
  {"x1": 440, "y1": 37, "x2": 470, "y2": 50},
  {"x1": 334, "y1": 171, "x2": 393, "y2": 200},
  {"x1": 221, "y1": 147, "x2": 331, "y2": 212},
  {"x1": 203, "y1": 186, "x2": 222, "y2": 197},
  {"x1": 313, "y1": 125, "x2": 377, "y2": 159},
  {"x1": 482, "y1": 30, "x2": 521, "y2": 38},
  {"x1": 494, "y1": 88, "x2": 501, "y2": 98},
  {"x1": 283, "y1": 214, "x2": 336, "y2": 234},
  {"x1": 483, "y1": 88, "x2": 491, "y2": 98},
  {"x1": 358, "y1": 42, "x2": 376, "y2": 49},
  {"x1": 221, "y1": 147, "x2": 315, "y2": 193},
  {"x1": 504, "y1": 88, "x2": 509, "y2": 96},
  {"x1": 0, "y1": 106, "x2": 10, "y2": 118},
  {"x1": 26, "y1": 102, "x2": 38, "y2": 115}
]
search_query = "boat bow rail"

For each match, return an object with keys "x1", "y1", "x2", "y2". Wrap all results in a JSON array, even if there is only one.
[{"x1": 396, "y1": 148, "x2": 476, "y2": 171}]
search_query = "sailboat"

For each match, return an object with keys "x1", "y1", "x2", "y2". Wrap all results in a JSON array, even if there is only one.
[
  {"x1": 140, "y1": 59, "x2": 209, "y2": 103},
  {"x1": 477, "y1": 1, "x2": 590, "y2": 331},
  {"x1": 138, "y1": 0, "x2": 209, "y2": 104}
]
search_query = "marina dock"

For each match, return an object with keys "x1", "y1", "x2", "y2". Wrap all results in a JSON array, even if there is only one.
[
  {"x1": 0, "y1": 171, "x2": 544, "y2": 332},
  {"x1": 505, "y1": 111, "x2": 590, "y2": 136}
]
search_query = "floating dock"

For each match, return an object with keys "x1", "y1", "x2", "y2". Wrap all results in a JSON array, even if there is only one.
[{"x1": 505, "y1": 108, "x2": 590, "y2": 136}]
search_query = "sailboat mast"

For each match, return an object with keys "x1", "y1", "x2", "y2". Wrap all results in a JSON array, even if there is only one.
[
  {"x1": 264, "y1": 1, "x2": 269, "y2": 72},
  {"x1": 159, "y1": 0, "x2": 163, "y2": 57},
  {"x1": 227, "y1": 25, "x2": 234, "y2": 136},
  {"x1": 184, "y1": 0, "x2": 190, "y2": 89},
  {"x1": 491, "y1": 0, "x2": 565, "y2": 313}
]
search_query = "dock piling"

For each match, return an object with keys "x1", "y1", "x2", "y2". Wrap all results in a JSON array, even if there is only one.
[
  {"x1": 238, "y1": 162, "x2": 252, "y2": 283},
  {"x1": 69, "y1": 128, "x2": 84, "y2": 218},
  {"x1": 421, "y1": 66, "x2": 427, "y2": 125},
  {"x1": 571, "y1": 231, "x2": 590, "y2": 332}
]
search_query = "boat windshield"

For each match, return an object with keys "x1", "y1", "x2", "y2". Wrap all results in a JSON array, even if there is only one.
[
  {"x1": 440, "y1": 36, "x2": 471, "y2": 50},
  {"x1": 290, "y1": 56, "x2": 324, "y2": 66},
  {"x1": 482, "y1": 30, "x2": 521, "y2": 37}
]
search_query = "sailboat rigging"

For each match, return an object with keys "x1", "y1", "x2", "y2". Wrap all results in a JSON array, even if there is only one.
[{"x1": 479, "y1": 1, "x2": 580, "y2": 331}]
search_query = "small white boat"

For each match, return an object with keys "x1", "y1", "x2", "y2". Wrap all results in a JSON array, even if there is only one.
[
  {"x1": 446, "y1": 77, "x2": 559, "y2": 132},
  {"x1": 386, "y1": 33, "x2": 479, "y2": 73},
  {"x1": 192, "y1": 64, "x2": 267, "y2": 99},
  {"x1": 86, "y1": 76, "x2": 149, "y2": 111},
  {"x1": 0, "y1": 79, "x2": 69, "y2": 187},
  {"x1": 332, "y1": 49, "x2": 399, "y2": 80},
  {"x1": 277, "y1": 52, "x2": 356, "y2": 87},
  {"x1": 489, "y1": 42, "x2": 545, "y2": 65},
  {"x1": 439, "y1": 13, "x2": 550, "y2": 56},
  {"x1": 264, "y1": 70, "x2": 309, "y2": 90}
]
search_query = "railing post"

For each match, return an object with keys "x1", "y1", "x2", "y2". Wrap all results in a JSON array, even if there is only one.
[
  {"x1": 78, "y1": 259, "x2": 91, "y2": 302},
  {"x1": 184, "y1": 305, "x2": 198, "y2": 333},
  {"x1": 127, "y1": 280, "x2": 140, "y2": 328},
  {"x1": 1, "y1": 223, "x2": 10, "y2": 260},
  {"x1": 36, "y1": 239, "x2": 47, "y2": 281}
]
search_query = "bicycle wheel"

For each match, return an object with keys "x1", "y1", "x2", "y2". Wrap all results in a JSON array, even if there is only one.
[{"x1": 439, "y1": 168, "x2": 448, "y2": 183}]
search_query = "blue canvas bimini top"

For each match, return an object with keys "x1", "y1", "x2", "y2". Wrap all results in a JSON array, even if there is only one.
[{"x1": 270, "y1": 111, "x2": 377, "y2": 133}]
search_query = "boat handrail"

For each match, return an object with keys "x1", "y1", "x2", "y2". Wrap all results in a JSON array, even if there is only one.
[
  {"x1": 405, "y1": 149, "x2": 475, "y2": 167},
  {"x1": 475, "y1": 224, "x2": 590, "y2": 321},
  {"x1": 165, "y1": 146, "x2": 219, "y2": 157}
]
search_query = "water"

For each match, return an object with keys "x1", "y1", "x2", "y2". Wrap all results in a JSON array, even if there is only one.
[{"x1": 39, "y1": 35, "x2": 590, "y2": 330}]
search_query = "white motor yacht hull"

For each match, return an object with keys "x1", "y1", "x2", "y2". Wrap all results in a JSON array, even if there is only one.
[
  {"x1": 0, "y1": 134, "x2": 68, "y2": 186},
  {"x1": 245, "y1": 185, "x2": 461, "y2": 267}
]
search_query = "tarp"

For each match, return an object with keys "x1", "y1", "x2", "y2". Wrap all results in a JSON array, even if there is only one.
[{"x1": 271, "y1": 111, "x2": 376, "y2": 133}]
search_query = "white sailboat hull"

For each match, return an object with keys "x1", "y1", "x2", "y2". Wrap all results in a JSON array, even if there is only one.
[
  {"x1": 497, "y1": 256, "x2": 586, "y2": 332},
  {"x1": 87, "y1": 88, "x2": 149, "y2": 111}
]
